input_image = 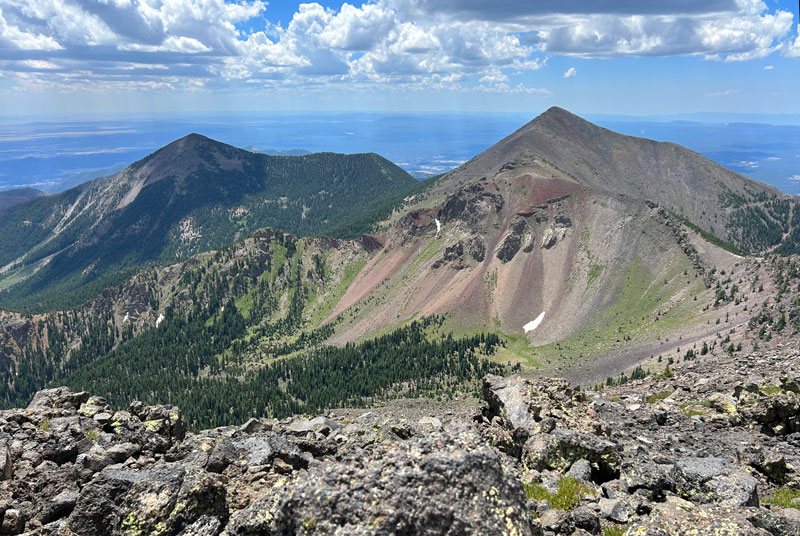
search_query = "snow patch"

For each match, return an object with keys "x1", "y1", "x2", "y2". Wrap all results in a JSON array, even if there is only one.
[
  {"x1": 435, "y1": 218, "x2": 441, "y2": 236},
  {"x1": 523, "y1": 311, "x2": 545, "y2": 333},
  {"x1": 122, "y1": 313, "x2": 129, "y2": 323},
  {"x1": 155, "y1": 313, "x2": 164, "y2": 327}
]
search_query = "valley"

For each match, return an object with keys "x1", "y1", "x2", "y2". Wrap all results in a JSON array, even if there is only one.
[{"x1": 0, "y1": 107, "x2": 797, "y2": 435}]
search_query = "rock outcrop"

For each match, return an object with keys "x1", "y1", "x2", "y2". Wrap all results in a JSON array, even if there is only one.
[{"x1": 0, "y1": 353, "x2": 799, "y2": 535}]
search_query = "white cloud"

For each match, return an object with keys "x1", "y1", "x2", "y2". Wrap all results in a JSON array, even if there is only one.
[
  {"x1": 763, "y1": 64, "x2": 774, "y2": 69},
  {"x1": 705, "y1": 89, "x2": 738, "y2": 96},
  {"x1": 789, "y1": 175, "x2": 800, "y2": 181},
  {"x1": 785, "y1": 24, "x2": 800, "y2": 58},
  {"x1": 0, "y1": 0, "x2": 796, "y2": 96},
  {"x1": 0, "y1": 6, "x2": 62, "y2": 50}
]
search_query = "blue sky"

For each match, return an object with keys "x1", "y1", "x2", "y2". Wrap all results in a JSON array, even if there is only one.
[{"x1": 0, "y1": 0, "x2": 798, "y2": 116}]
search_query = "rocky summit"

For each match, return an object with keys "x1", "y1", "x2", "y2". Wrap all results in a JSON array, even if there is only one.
[{"x1": 0, "y1": 344, "x2": 797, "y2": 535}]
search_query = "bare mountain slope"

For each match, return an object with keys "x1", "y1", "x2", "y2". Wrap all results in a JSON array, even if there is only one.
[{"x1": 410, "y1": 107, "x2": 798, "y2": 255}]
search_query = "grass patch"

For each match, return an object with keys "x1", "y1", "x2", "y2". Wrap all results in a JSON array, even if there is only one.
[
  {"x1": 645, "y1": 390, "x2": 674, "y2": 404},
  {"x1": 270, "y1": 243, "x2": 288, "y2": 282},
  {"x1": 763, "y1": 488, "x2": 800, "y2": 509},
  {"x1": 603, "y1": 526, "x2": 627, "y2": 536},
  {"x1": 408, "y1": 238, "x2": 442, "y2": 271},
  {"x1": 523, "y1": 477, "x2": 596, "y2": 511},
  {"x1": 586, "y1": 263, "x2": 603, "y2": 290},
  {"x1": 529, "y1": 253, "x2": 707, "y2": 364},
  {"x1": 761, "y1": 384, "x2": 783, "y2": 395},
  {"x1": 308, "y1": 255, "x2": 369, "y2": 326},
  {"x1": 234, "y1": 292, "x2": 254, "y2": 321}
]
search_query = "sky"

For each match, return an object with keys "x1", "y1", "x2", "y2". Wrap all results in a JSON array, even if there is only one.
[{"x1": 0, "y1": 0, "x2": 799, "y2": 116}]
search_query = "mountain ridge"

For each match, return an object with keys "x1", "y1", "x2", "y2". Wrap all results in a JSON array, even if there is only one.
[
  {"x1": 0, "y1": 138, "x2": 419, "y2": 311},
  {"x1": 410, "y1": 106, "x2": 797, "y2": 255},
  {"x1": 1, "y1": 108, "x2": 799, "y2": 426},
  {"x1": 0, "y1": 187, "x2": 46, "y2": 214}
]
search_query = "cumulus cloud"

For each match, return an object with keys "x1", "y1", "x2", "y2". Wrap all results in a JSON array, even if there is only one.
[
  {"x1": 785, "y1": 25, "x2": 800, "y2": 58},
  {"x1": 0, "y1": 0, "x2": 795, "y2": 94}
]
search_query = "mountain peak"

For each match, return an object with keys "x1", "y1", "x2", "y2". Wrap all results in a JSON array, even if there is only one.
[
  {"x1": 179, "y1": 132, "x2": 212, "y2": 144},
  {"x1": 531, "y1": 106, "x2": 592, "y2": 130}
]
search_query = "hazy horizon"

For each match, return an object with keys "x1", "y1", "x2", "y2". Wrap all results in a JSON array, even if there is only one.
[{"x1": 2, "y1": 109, "x2": 799, "y2": 196}]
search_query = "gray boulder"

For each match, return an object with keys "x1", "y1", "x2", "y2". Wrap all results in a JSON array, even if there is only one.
[{"x1": 673, "y1": 457, "x2": 759, "y2": 507}]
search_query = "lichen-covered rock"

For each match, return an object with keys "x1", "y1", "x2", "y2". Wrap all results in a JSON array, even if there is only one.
[
  {"x1": 226, "y1": 431, "x2": 532, "y2": 536},
  {"x1": 625, "y1": 497, "x2": 770, "y2": 535},
  {"x1": 523, "y1": 428, "x2": 620, "y2": 477},
  {"x1": 619, "y1": 450, "x2": 674, "y2": 499},
  {"x1": 4, "y1": 358, "x2": 800, "y2": 536},
  {"x1": 673, "y1": 457, "x2": 759, "y2": 507}
]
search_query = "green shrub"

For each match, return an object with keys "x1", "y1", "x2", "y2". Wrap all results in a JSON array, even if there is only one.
[
  {"x1": 523, "y1": 476, "x2": 596, "y2": 511},
  {"x1": 763, "y1": 488, "x2": 800, "y2": 509},
  {"x1": 603, "y1": 526, "x2": 627, "y2": 536},
  {"x1": 646, "y1": 390, "x2": 673, "y2": 404}
]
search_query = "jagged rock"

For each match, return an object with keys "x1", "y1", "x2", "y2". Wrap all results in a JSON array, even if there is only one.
[
  {"x1": 625, "y1": 496, "x2": 770, "y2": 535},
  {"x1": 707, "y1": 392, "x2": 737, "y2": 414},
  {"x1": 673, "y1": 457, "x2": 759, "y2": 507},
  {"x1": 2, "y1": 508, "x2": 24, "y2": 534},
  {"x1": 206, "y1": 433, "x2": 305, "y2": 474},
  {"x1": 6, "y1": 364, "x2": 800, "y2": 536},
  {"x1": 106, "y1": 442, "x2": 141, "y2": 464},
  {"x1": 437, "y1": 181, "x2": 504, "y2": 227},
  {"x1": 619, "y1": 450, "x2": 674, "y2": 498},
  {"x1": 483, "y1": 374, "x2": 541, "y2": 433},
  {"x1": 540, "y1": 508, "x2": 572, "y2": 533},
  {"x1": 178, "y1": 515, "x2": 222, "y2": 536},
  {"x1": 114, "y1": 464, "x2": 227, "y2": 536},
  {"x1": 541, "y1": 228, "x2": 557, "y2": 249},
  {"x1": 128, "y1": 401, "x2": 187, "y2": 441},
  {"x1": 599, "y1": 497, "x2": 637, "y2": 523},
  {"x1": 68, "y1": 469, "x2": 142, "y2": 535},
  {"x1": 0, "y1": 444, "x2": 11, "y2": 481},
  {"x1": 746, "y1": 507, "x2": 800, "y2": 536},
  {"x1": 78, "y1": 444, "x2": 113, "y2": 472},
  {"x1": 27, "y1": 388, "x2": 89, "y2": 412},
  {"x1": 205, "y1": 438, "x2": 236, "y2": 474},
  {"x1": 467, "y1": 236, "x2": 486, "y2": 262},
  {"x1": 78, "y1": 396, "x2": 113, "y2": 418},
  {"x1": 227, "y1": 432, "x2": 533, "y2": 535},
  {"x1": 287, "y1": 416, "x2": 341, "y2": 436},
  {"x1": 239, "y1": 418, "x2": 269, "y2": 435},
  {"x1": 496, "y1": 218, "x2": 526, "y2": 263},
  {"x1": 779, "y1": 375, "x2": 800, "y2": 394},
  {"x1": 523, "y1": 428, "x2": 620, "y2": 477},
  {"x1": 433, "y1": 240, "x2": 465, "y2": 269},
  {"x1": 570, "y1": 505, "x2": 601, "y2": 534},
  {"x1": 39, "y1": 490, "x2": 78, "y2": 524},
  {"x1": 567, "y1": 458, "x2": 592, "y2": 481},
  {"x1": 745, "y1": 446, "x2": 793, "y2": 484}
]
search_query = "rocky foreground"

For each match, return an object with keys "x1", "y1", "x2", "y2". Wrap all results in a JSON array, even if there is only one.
[{"x1": 0, "y1": 348, "x2": 800, "y2": 535}]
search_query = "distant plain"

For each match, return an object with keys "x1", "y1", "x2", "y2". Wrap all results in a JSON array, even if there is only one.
[{"x1": 1, "y1": 111, "x2": 798, "y2": 195}]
